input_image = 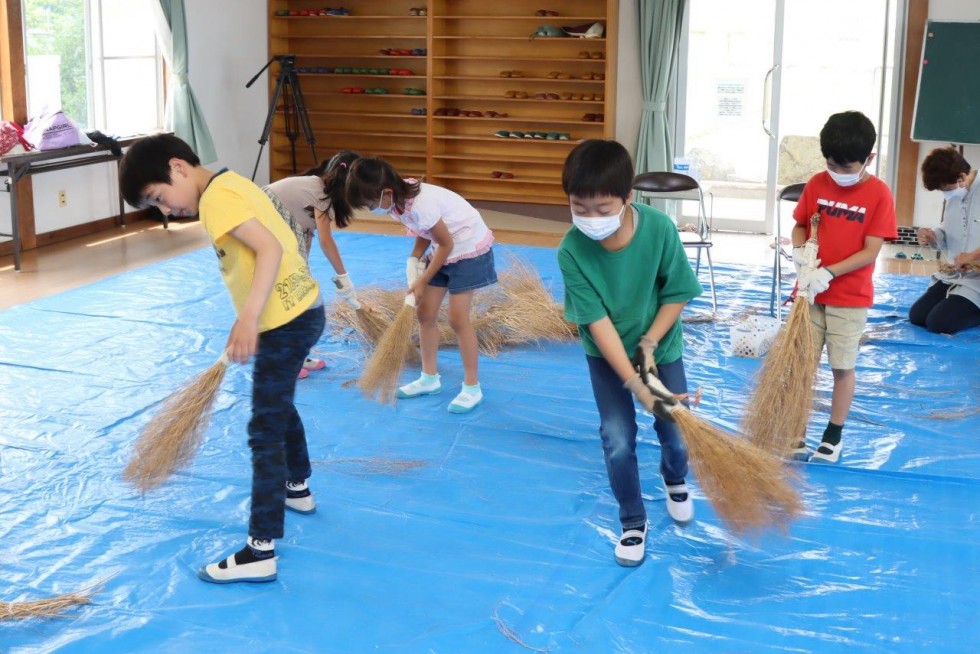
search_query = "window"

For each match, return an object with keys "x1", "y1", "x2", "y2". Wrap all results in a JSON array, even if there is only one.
[{"x1": 24, "y1": 0, "x2": 164, "y2": 135}]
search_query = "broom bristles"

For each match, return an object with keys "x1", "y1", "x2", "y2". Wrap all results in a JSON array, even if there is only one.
[
  {"x1": 673, "y1": 409, "x2": 802, "y2": 534},
  {"x1": 355, "y1": 304, "x2": 388, "y2": 343},
  {"x1": 124, "y1": 357, "x2": 228, "y2": 492},
  {"x1": 743, "y1": 297, "x2": 820, "y2": 457},
  {"x1": 1, "y1": 592, "x2": 92, "y2": 621},
  {"x1": 358, "y1": 302, "x2": 417, "y2": 403}
]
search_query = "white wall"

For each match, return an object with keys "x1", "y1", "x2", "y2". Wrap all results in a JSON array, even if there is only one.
[
  {"x1": 912, "y1": 0, "x2": 980, "y2": 227},
  {"x1": 615, "y1": 1, "x2": 642, "y2": 155},
  {"x1": 0, "y1": 0, "x2": 268, "y2": 242}
]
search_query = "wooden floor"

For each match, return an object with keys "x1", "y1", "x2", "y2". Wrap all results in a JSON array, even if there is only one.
[{"x1": 0, "y1": 213, "x2": 930, "y2": 312}]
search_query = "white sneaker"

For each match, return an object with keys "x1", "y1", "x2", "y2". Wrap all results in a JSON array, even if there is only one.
[
  {"x1": 198, "y1": 538, "x2": 277, "y2": 584},
  {"x1": 397, "y1": 373, "x2": 442, "y2": 399},
  {"x1": 448, "y1": 383, "x2": 483, "y2": 413},
  {"x1": 614, "y1": 527, "x2": 646, "y2": 567},
  {"x1": 790, "y1": 440, "x2": 810, "y2": 462},
  {"x1": 809, "y1": 440, "x2": 842, "y2": 463},
  {"x1": 285, "y1": 480, "x2": 316, "y2": 514},
  {"x1": 664, "y1": 481, "x2": 694, "y2": 524}
]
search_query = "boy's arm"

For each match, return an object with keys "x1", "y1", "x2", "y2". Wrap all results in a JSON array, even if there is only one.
[
  {"x1": 791, "y1": 224, "x2": 808, "y2": 248},
  {"x1": 823, "y1": 235, "x2": 885, "y2": 277},
  {"x1": 588, "y1": 317, "x2": 636, "y2": 382},
  {"x1": 409, "y1": 219, "x2": 452, "y2": 296},
  {"x1": 225, "y1": 218, "x2": 283, "y2": 364},
  {"x1": 314, "y1": 209, "x2": 347, "y2": 275}
]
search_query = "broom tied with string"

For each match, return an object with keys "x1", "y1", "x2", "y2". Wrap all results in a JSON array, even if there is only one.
[
  {"x1": 123, "y1": 351, "x2": 229, "y2": 492},
  {"x1": 631, "y1": 362, "x2": 802, "y2": 534},
  {"x1": 743, "y1": 213, "x2": 823, "y2": 458},
  {"x1": 358, "y1": 293, "x2": 418, "y2": 403}
]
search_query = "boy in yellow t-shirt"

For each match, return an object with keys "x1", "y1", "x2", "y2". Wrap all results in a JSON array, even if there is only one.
[{"x1": 120, "y1": 134, "x2": 325, "y2": 584}]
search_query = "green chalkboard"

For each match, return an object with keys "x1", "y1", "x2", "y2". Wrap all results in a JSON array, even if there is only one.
[{"x1": 912, "y1": 21, "x2": 980, "y2": 145}]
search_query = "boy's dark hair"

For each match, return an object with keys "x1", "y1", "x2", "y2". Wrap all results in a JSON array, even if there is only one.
[
  {"x1": 561, "y1": 139, "x2": 634, "y2": 200},
  {"x1": 301, "y1": 150, "x2": 360, "y2": 228},
  {"x1": 921, "y1": 146, "x2": 971, "y2": 191},
  {"x1": 345, "y1": 156, "x2": 420, "y2": 213},
  {"x1": 819, "y1": 111, "x2": 877, "y2": 165},
  {"x1": 119, "y1": 133, "x2": 201, "y2": 207}
]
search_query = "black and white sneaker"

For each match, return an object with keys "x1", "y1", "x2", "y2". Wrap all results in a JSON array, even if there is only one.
[
  {"x1": 285, "y1": 480, "x2": 316, "y2": 515},
  {"x1": 614, "y1": 525, "x2": 647, "y2": 567},
  {"x1": 810, "y1": 440, "x2": 842, "y2": 463},
  {"x1": 664, "y1": 481, "x2": 694, "y2": 523},
  {"x1": 790, "y1": 440, "x2": 810, "y2": 462}
]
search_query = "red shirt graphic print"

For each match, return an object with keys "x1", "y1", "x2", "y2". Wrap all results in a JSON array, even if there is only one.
[{"x1": 793, "y1": 171, "x2": 898, "y2": 307}]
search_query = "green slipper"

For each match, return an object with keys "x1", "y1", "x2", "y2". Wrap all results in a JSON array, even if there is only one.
[
  {"x1": 558, "y1": 133, "x2": 570, "y2": 140},
  {"x1": 509, "y1": 131, "x2": 525, "y2": 139},
  {"x1": 494, "y1": 130, "x2": 511, "y2": 138},
  {"x1": 545, "y1": 132, "x2": 559, "y2": 140}
]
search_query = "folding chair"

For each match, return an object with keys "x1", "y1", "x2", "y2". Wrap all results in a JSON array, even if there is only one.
[
  {"x1": 632, "y1": 172, "x2": 717, "y2": 319},
  {"x1": 770, "y1": 183, "x2": 805, "y2": 320}
]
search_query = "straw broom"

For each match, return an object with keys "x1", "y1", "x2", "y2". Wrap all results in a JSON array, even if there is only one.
[
  {"x1": 123, "y1": 352, "x2": 229, "y2": 492},
  {"x1": 357, "y1": 294, "x2": 418, "y2": 403},
  {"x1": 668, "y1": 407, "x2": 802, "y2": 533},
  {"x1": 743, "y1": 214, "x2": 822, "y2": 458}
]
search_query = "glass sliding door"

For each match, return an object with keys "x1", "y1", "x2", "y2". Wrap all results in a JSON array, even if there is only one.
[{"x1": 676, "y1": 0, "x2": 900, "y2": 233}]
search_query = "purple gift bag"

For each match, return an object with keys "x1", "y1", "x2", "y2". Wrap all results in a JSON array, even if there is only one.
[{"x1": 23, "y1": 107, "x2": 92, "y2": 151}]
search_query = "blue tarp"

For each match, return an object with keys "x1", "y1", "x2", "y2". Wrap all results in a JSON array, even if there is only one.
[{"x1": 1, "y1": 232, "x2": 978, "y2": 653}]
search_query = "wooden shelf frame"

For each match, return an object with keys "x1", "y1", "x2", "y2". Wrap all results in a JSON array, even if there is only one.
[{"x1": 267, "y1": 0, "x2": 618, "y2": 205}]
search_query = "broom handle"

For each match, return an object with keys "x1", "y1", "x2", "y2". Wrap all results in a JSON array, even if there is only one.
[
  {"x1": 217, "y1": 350, "x2": 230, "y2": 366},
  {"x1": 808, "y1": 212, "x2": 820, "y2": 246}
]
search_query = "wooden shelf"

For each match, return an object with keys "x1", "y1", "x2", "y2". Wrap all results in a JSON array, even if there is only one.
[{"x1": 268, "y1": 0, "x2": 617, "y2": 205}]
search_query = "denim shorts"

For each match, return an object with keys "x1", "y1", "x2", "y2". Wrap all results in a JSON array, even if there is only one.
[{"x1": 428, "y1": 249, "x2": 497, "y2": 294}]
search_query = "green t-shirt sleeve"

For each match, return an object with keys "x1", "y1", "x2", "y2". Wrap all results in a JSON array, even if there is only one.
[
  {"x1": 655, "y1": 220, "x2": 703, "y2": 304},
  {"x1": 557, "y1": 246, "x2": 607, "y2": 326}
]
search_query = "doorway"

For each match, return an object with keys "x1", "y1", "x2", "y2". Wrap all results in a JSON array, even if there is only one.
[{"x1": 674, "y1": 0, "x2": 903, "y2": 233}]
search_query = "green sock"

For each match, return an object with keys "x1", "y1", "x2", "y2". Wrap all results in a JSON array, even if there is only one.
[{"x1": 822, "y1": 421, "x2": 843, "y2": 446}]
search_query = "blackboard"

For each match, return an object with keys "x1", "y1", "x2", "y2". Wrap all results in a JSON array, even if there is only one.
[{"x1": 912, "y1": 21, "x2": 980, "y2": 145}]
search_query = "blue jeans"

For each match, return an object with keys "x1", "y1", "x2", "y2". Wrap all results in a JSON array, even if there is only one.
[
  {"x1": 586, "y1": 354, "x2": 690, "y2": 531},
  {"x1": 248, "y1": 304, "x2": 325, "y2": 540}
]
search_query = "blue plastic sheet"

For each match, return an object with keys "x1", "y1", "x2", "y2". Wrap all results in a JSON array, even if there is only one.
[{"x1": 1, "y1": 232, "x2": 978, "y2": 653}]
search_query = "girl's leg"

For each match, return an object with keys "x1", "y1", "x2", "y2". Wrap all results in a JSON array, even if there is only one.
[
  {"x1": 417, "y1": 284, "x2": 449, "y2": 375},
  {"x1": 447, "y1": 289, "x2": 479, "y2": 385}
]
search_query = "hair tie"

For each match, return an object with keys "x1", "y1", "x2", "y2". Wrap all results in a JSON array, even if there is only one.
[{"x1": 339, "y1": 162, "x2": 348, "y2": 169}]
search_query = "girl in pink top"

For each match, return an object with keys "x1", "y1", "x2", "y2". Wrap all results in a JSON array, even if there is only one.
[{"x1": 347, "y1": 157, "x2": 497, "y2": 413}]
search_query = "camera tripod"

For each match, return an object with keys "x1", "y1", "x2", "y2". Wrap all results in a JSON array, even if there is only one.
[{"x1": 246, "y1": 54, "x2": 318, "y2": 181}]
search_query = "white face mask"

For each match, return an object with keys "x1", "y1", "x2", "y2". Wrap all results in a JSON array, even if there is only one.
[
  {"x1": 572, "y1": 204, "x2": 626, "y2": 240},
  {"x1": 942, "y1": 186, "x2": 967, "y2": 202},
  {"x1": 369, "y1": 191, "x2": 392, "y2": 215},
  {"x1": 827, "y1": 162, "x2": 867, "y2": 188}
]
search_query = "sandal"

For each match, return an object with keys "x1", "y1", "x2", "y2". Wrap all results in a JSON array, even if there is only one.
[{"x1": 590, "y1": 51, "x2": 604, "y2": 59}]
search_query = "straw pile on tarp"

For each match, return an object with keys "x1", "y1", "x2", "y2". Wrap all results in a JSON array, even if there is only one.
[{"x1": 329, "y1": 256, "x2": 577, "y2": 356}]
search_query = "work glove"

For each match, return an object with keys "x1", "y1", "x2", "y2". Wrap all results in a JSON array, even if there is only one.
[
  {"x1": 630, "y1": 336, "x2": 659, "y2": 381},
  {"x1": 798, "y1": 266, "x2": 834, "y2": 304},
  {"x1": 624, "y1": 370, "x2": 678, "y2": 423},
  {"x1": 792, "y1": 242, "x2": 820, "y2": 277},
  {"x1": 406, "y1": 256, "x2": 427, "y2": 287},
  {"x1": 332, "y1": 273, "x2": 361, "y2": 310}
]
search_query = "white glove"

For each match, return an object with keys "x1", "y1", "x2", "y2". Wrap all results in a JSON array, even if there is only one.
[
  {"x1": 332, "y1": 273, "x2": 361, "y2": 310},
  {"x1": 406, "y1": 256, "x2": 427, "y2": 287},
  {"x1": 793, "y1": 242, "x2": 820, "y2": 277},
  {"x1": 799, "y1": 266, "x2": 834, "y2": 304}
]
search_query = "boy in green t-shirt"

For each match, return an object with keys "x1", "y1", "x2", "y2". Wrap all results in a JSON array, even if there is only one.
[{"x1": 557, "y1": 139, "x2": 702, "y2": 567}]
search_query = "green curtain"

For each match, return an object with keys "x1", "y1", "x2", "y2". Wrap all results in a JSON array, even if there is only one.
[
  {"x1": 153, "y1": 0, "x2": 217, "y2": 163},
  {"x1": 634, "y1": 0, "x2": 686, "y2": 179}
]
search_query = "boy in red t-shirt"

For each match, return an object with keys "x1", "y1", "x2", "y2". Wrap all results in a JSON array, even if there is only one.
[{"x1": 791, "y1": 111, "x2": 898, "y2": 463}]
